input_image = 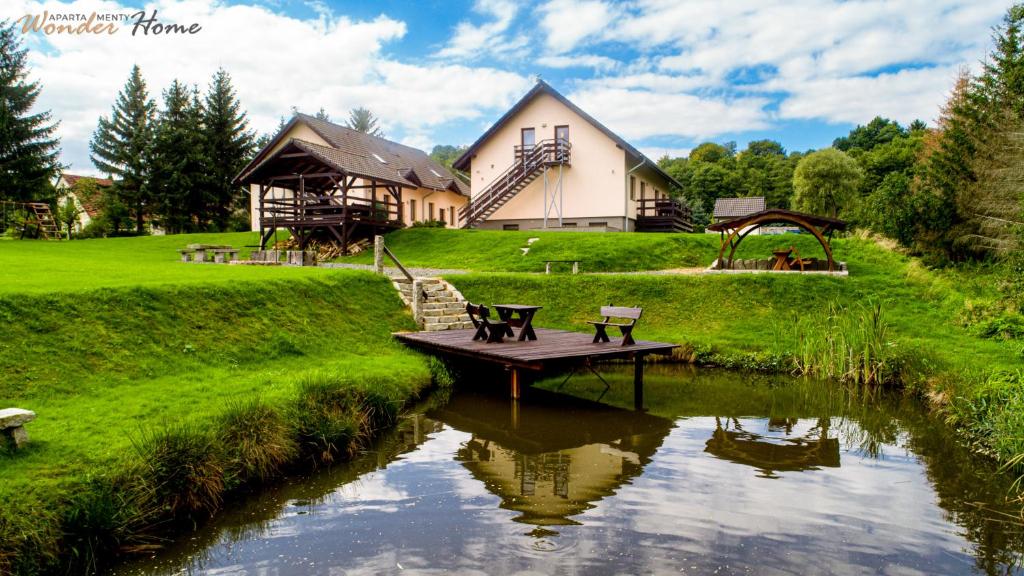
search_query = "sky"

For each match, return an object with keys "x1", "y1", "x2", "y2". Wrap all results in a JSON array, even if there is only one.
[{"x1": 5, "y1": 0, "x2": 1013, "y2": 176}]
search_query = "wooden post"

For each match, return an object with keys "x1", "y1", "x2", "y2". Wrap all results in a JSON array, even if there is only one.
[
  {"x1": 633, "y1": 354, "x2": 644, "y2": 411},
  {"x1": 509, "y1": 367, "x2": 521, "y2": 399},
  {"x1": 374, "y1": 235, "x2": 384, "y2": 275},
  {"x1": 510, "y1": 396, "x2": 520, "y2": 430}
]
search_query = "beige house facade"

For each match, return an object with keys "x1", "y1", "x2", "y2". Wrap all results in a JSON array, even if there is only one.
[
  {"x1": 247, "y1": 114, "x2": 469, "y2": 232},
  {"x1": 453, "y1": 81, "x2": 687, "y2": 232},
  {"x1": 54, "y1": 173, "x2": 112, "y2": 233}
]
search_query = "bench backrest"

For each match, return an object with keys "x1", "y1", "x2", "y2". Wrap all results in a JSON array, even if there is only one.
[
  {"x1": 600, "y1": 305, "x2": 642, "y2": 322},
  {"x1": 466, "y1": 302, "x2": 492, "y2": 326}
]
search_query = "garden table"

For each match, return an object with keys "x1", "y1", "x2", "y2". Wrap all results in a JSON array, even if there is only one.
[{"x1": 493, "y1": 304, "x2": 542, "y2": 341}]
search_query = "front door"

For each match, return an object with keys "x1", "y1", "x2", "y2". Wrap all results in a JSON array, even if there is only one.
[{"x1": 554, "y1": 125, "x2": 569, "y2": 161}]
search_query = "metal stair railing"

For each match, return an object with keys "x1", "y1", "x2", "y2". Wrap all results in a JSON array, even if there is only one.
[{"x1": 459, "y1": 139, "x2": 570, "y2": 227}]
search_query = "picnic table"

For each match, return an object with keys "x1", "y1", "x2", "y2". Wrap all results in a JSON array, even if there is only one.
[
  {"x1": 770, "y1": 248, "x2": 793, "y2": 271},
  {"x1": 179, "y1": 244, "x2": 238, "y2": 263},
  {"x1": 543, "y1": 260, "x2": 581, "y2": 274},
  {"x1": 493, "y1": 304, "x2": 542, "y2": 341}
]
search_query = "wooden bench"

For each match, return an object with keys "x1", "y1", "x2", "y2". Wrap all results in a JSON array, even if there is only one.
[
  {"x1": 466, "y1": 303, "x2": 512, "y2": 343},
  {"x1": 211, "y1": 248, "x2": 240, "y2": 263},
  {"x1": 543, "y1": 260, "x2": 581, "y2": 274},
  {"x1": 0, "y1": 408, "x2": 36, "y2": 450},
  {"x1": 587, "y1": 305, "x2": 642, "y2": 346}
]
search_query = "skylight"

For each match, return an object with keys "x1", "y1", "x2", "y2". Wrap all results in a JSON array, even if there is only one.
[
  {"x1": 429, "y1": 169, "x2": 442, "y2": 177},
  {"x1": 372, "y1": 153, "x2": 387, "y2": 164}
]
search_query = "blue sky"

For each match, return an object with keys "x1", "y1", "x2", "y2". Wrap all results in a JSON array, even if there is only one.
[{"x1": 7, "y1": 0, "x2": 1012, "y2": 173}]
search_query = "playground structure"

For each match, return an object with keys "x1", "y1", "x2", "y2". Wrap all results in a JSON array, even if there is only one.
[{"x1": 1, "y1": 201, "x2": 62, "y2": 240}]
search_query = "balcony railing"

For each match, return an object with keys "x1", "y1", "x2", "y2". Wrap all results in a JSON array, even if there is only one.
[{"x1": 259, "y1": 193, "x2": 402, "y2": 228}]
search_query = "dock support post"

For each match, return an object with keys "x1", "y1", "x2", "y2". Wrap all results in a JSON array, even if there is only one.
[
  {"x1": 509, "y1": 367, "x2": 521, "y2": 399},
  {"x1": 633, "y1": 354, "x2": 644, "y2": 411},
  {"x1": 374, "y1": 235, "x2": 384, "y2": 275}
]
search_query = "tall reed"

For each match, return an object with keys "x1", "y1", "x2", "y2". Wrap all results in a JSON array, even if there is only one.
[{"x1": 791, "y1": 301, "x2": 909, "y2": 387}]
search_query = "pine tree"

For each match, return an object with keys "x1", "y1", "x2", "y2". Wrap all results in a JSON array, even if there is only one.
[
  {"x1": 346, "y1": 107, "x2": 384, "y2": 137},
  {"x1": 203, "y1": 68, "x2": 253, "y2": 229},
  {"x1": 150, "y1": 81, "x2": 208, "y2": 233},
  {"x1": 90, "y1": 65, "x2": 155, "y2": 234},
  {"x1": 0, "y1": 21, "x2": 61, "y2": 202}
]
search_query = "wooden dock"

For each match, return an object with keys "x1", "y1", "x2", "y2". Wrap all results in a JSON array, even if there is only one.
[{"x1": 393, "y1": 328, "x2": 678, "y2": 406}]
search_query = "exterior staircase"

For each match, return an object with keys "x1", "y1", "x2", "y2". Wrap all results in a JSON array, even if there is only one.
[
  {"x1": 392, "y1": 277, "x2": 474, "y2": 331},
  {"x1": 460, "y1": 139, "x2": 570, "y2": 228}
]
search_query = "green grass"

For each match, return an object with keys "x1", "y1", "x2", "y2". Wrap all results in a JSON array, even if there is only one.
[
  {"x1": 0, "y1": 232, "x2": 344, "y2": 294},
  {"x1": 1, "y1": 229, "x2": 1022, "y2": 571},
  {"x1": 0, "y1": 258, "x2": 434, "y2": 573}
]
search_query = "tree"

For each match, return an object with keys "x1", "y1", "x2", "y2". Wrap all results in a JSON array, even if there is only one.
[
  {"x1": 346, "y1": 107, "x2": 383, "y2": 137},
  {"x1": 792, "y1": 148, "x2": 863, "y2": 218},
  {"x1": 429, "y1": 145, "x2": 467, "y2": 170},
  {"x1": 832, "y1": 117, "x2": 907, "y2": 152},
  {"x1": 56, "y1": 197, "x2": 81, "y2": 239},
  {"x1": 90, "y1": 65, "x2": 156, "y2": 234},
  {"x1": 314, "y1": 107, "x2": 330, "y2": 121},
  {"x1": 203, "y1": 68, "x2": 254, "y2": 229},
  {"x1": 0, "y1": 21, "x2": 61, "y2": 202},
  {"x1": 150, "y1": 81, "x2": 210, "y2": 233},
  {"x1": 859, "y1": 172, "x2": 917, "y2": 246}
]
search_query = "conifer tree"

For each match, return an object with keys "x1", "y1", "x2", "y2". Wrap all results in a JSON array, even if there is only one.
[
  {"x1": 90, "y1": 65, "x2": 155, "y2": 233},
  {"x1": 150, "y1": 81, "x2": 209, "y2": 233},
  {"x1": 346, "y1": 107, "x2": 384, "y2": 137},
  {"x1": 0, "y1": 21, "x2": 60, "y2": 202},
  {"x1": 203, "y1": 68, "x2": 253, "y2": 229}
]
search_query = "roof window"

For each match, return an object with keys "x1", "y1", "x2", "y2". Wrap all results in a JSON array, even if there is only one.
[
  {"x1": 372, "y1": 153, "x2": 388, "y2": 164},
  {"x1": 429, "y1": 168, "x2": 442, "y2": 177}
]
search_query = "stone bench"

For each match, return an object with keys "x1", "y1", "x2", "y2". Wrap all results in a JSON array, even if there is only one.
[
  {"x1": 0, "y1": 408, "x2": 36, "y2": 449},
  {"x1": 211, "y1": 248, "x2": 240, "y2": 263}
]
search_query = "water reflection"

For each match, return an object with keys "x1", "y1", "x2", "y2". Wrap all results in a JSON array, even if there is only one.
[
  {"x1": 109, "y1": 368, "x2": 1024, "y2": 576},
  {"x1": 434, "y1": 389, "x2": 674, "y2": 529},
  {"x1": 705, "y1": 416, "x2": 840, "y2": 478}
]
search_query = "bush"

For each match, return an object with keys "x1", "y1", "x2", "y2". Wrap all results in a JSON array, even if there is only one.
[
  {"x1": 219, "y1": 399, "x2": 297, "y2": 485},
  {"x1": 131, "y1": 424, "x2": 225, "y2": 520},
  {"x1": 291, "y1": 374, "x2": 365, "y2": 463},
  {"x1": 410, "y1": 219, "x2": 446, "y2": 228}
]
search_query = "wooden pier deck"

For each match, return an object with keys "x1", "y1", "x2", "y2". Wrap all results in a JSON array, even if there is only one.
[{"x1": 393, "y1": 328, "x2": 678, "y2": 406}]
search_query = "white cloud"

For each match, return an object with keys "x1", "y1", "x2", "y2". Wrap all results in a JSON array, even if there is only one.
[
  {"x1": 639, "y1": 146, "x2": 691, "y2": 161},
  {"x1": 569, "y1": 87, "x2": 770, "y2": 141},
  {"x1": 536, "y1": 53, "x2": 619, "y2": 71},
  {"x1": 537, "y1": 0, "x2": 620, "y2": 54},
  {"x1": 10, "y1": 0, "x2": 531, "y2": 174},
  {"x1": 533, "y1": 0, "x2": 1007, "y2": 130},
  {"x1": 434, "y1": 0, "x2": 525, "y2": 60}
]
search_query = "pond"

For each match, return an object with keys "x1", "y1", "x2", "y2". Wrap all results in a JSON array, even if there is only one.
[{"x1": 110, "y1": 367, "x2": 1024, "y2": 575}]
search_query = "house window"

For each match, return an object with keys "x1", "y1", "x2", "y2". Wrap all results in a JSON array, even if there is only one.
[
  {"x1": 555, "y1": 125, "x2": 569, "y2": 142},
  {"x1": 409, "y1": 199, "x2": 417, "y2": 222},
  {"x1": 521, "y1": 128, "x2": 535, "y2": 148},
  {"x1": 629, "y1": 176, "x2": 636, "y2": 201},
  {"x1": 449, "y1": 207, "x2": 455, "y2": 226},
  {"x1": 589, "y1": 221, "x2": 608, "y2": 228},
  {"x1": 503, "y1": 224, "x2": 519, "y2": 231},
  {"x1": 640, "y1": 181, "x2": 646, "y2": 200},
  {"x1": 563, "y1": 222, "x2": 577, "y2": 228},
  {"x1": 438, "y1": 208, "x2": 446, "y2": 225},
  {"x1": 428, "y1": 202, "x2": 435, "y2": 221}
]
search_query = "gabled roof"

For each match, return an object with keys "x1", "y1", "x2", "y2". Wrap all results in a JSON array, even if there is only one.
[
  {"x1": 713, "y1": 197, "x2": 766, "y2": 219},
  {"x1": 235, "y1": 113, "x2": 469, "y2": 196},
  {"x1": 452, "y1": 80, "x2": 683, "y2": 189},
  {"x1": 58, "y1": 174, "x2": 113, "y2": 188}
]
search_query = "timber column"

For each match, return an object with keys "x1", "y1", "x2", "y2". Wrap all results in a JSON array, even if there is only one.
[{"x1": 633, "y1": 354, "x2": 645, "y2": 411}]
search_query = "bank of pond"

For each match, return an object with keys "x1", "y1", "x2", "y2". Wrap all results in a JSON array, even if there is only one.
[{"x1": 104, "y1": 366, "x2": 1022, "y2": 575}]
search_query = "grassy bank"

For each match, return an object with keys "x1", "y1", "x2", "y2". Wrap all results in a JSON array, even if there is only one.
[
  {"x1": 448, "y1": 236, "x2": 1022, "y2": 465},
  {"x1": 0, "y1": 258, "x2": 435, "y2": 573}
]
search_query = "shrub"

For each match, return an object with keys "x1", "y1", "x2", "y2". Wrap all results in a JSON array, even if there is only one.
[
  {"x1": 0, "y1": 494, "x2": 61, "y2": 575},
  {"x1": 219, "y1": 399, "x2": 297, "y2": 485},
  {"x1": 410, "y1": 219, "x2": 446, "y2": 228},
  {"x1": 131, "y1": 424, "x2": 225, "y2": 520},
  {"x1": 291, "y1": 374, "x2": 364, "y2": 463}
]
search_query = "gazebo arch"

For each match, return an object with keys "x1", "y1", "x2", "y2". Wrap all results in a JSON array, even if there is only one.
[{"x1": 705, "y1": 209, "x2": 848, "y2": 272}]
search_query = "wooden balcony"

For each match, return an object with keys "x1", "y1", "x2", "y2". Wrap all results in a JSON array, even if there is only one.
[{"x1": 635, "y1": 198, "x2": 693, "y2": 233}]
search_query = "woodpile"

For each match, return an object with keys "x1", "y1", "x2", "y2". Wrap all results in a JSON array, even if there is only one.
[{"x1": 272, "y1": 237, "x2": 371, "y2": 260}]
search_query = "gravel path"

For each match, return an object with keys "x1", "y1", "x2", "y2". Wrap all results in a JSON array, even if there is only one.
[{"x1": 320, "y1": 262, "x2": 710, "y2": 278}]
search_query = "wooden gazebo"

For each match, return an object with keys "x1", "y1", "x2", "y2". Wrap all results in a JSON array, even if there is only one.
[
  {"x1": 706, "y1": 209, "x2": 848, "y2": 272},
  {"x1": 235, "y1": 138, "x2": 411, "y2": 251}
]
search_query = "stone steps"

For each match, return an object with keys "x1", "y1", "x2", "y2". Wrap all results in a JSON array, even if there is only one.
[{"x1": 388, "y1": 276, "x2": 470, "y2": 331}]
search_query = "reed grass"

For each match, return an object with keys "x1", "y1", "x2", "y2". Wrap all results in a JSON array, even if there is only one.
[{"x1": 219, "y1": 399, "x2": 298, "y2": 486}]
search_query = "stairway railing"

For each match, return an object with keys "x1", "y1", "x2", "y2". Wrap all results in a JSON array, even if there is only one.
[{"x1": 459, "y1": 138, "x2": 570, "y2": 227}]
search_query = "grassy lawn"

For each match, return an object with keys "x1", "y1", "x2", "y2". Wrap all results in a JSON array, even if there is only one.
[
  {"x1": 0, "y1": 231, "x2": 343, "y2": 294},
  {"x1": 1, "y1": 229, "x2": 1021, "y2": 572}
]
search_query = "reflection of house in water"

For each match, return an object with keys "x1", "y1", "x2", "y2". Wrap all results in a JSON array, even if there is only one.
[
  {"x1": 704, "y1": 417, "x2": 840, "y2": 478},
  {"x1": 428, "y1": 390, "x2": 674, "y2": 530}
]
